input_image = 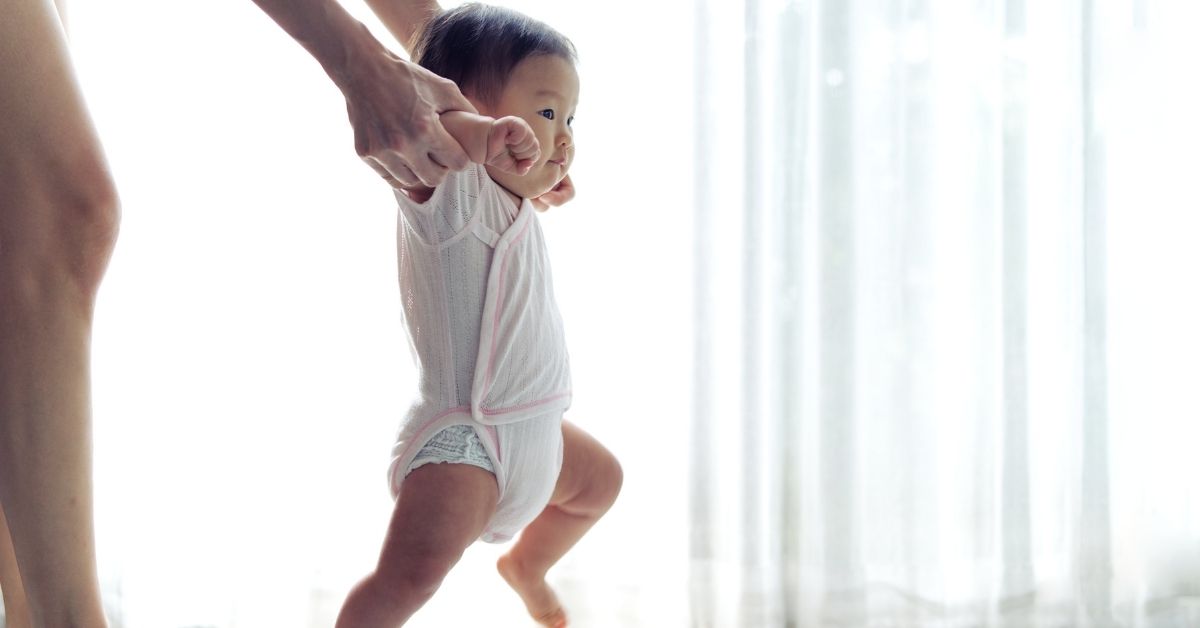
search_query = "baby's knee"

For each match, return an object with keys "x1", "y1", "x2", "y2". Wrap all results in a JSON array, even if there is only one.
[
  {"x1": 373, "y1": 547, "x2": 460, "y2": 603},
  {"x1": 596, "y1": 450, "x2": 624, "y2": 509},
  {"x1": 576, "y1": 448, "x2": 622, "y2": 516}
]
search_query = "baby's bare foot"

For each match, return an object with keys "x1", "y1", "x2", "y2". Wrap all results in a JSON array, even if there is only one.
[{"x1": 497, "y1": 553, "x2": 568, "y2": 627}]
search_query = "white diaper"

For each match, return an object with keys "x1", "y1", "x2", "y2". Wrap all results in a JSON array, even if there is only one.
[
  {"x1": 409, "y1": 424, "x2": 495, "y2": 474},
  {"x1": 391, "y1": 409, "x2": 563, "y2": 543}
]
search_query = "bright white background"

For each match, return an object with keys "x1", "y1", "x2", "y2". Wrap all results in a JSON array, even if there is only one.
[
  {"x1": 51, "y1": 0, "x2": 1200, "y2": 626},
  {"x1": 70, "y1": 1, "x2": 693, "y2": 626},
  {"x1": 685, "y1": 0, "x2": 1200, "y2": 625}
]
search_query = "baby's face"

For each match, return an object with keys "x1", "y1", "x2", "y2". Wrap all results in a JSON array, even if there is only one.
[{"x1": 481, "y1": 54, "x2": 579, "y2": 201}]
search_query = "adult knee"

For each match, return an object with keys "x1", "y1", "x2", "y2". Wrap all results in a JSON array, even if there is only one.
[
  {"x1": 52, "y1": 151, "x2": 121, "y2": 297},
  {"x1": 1, "y1": 147, "x2": 121, "y2": 300}
]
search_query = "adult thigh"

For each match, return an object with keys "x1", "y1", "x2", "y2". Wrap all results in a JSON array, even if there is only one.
[{"x1": 1, "y1": 0, "x2": 120, "y2": 297}]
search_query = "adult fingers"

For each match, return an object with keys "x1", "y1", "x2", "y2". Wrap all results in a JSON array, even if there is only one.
[
  {"x1": 365, "y1": 154, "x2": 417, "y2": 189},
  {"x1": 420, "y1": 71, "x2": 477, "y2": 176},
  {"x1": 405, "y1": 150, "x2": 451, "y2": 188},
  {"x1": 426, "y1": 122, "x2": 472, "y2": 174}
]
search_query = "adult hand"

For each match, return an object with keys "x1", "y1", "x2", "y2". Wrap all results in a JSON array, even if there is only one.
[
  {"x1": 343, "y1": 52, "x2": 476, "y2": 189},
  {"x1": 250, "y1": 0, "x2": 475, "y2": 189},
  {"x1": 531, "y1": 175, "x2": 575, "y2": 211}
]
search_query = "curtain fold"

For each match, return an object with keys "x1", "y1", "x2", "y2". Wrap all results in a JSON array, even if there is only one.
[{"x1": 689, "y1": 0, "x2": 1200, "y2": 626}]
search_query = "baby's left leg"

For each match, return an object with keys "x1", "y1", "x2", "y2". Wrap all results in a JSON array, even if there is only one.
[
  {"x1": 336, "y1": 462, "x2": 498, "y2": 628},
  {"x1": 497, "y1": 420, "x2": 623, "y2": 627}
]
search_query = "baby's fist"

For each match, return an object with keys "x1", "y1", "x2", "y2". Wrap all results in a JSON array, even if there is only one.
[{"x1": 487, "y1": 116, "x2": 541, "y2": 175}]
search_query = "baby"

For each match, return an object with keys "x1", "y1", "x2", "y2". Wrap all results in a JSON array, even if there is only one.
[{"x1": 335, "y1": 4, "x2": 622, "y2": 627}]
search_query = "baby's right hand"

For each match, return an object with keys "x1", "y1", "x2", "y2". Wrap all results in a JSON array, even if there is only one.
[{"x1": 486, "y1": 116, "x2": 541, "y2": 176}]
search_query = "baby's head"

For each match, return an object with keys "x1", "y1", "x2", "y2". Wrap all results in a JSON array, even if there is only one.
[{"x1": 414, "y1": 3, "x2": 578, "y2": 200}]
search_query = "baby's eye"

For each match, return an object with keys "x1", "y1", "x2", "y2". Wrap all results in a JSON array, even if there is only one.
[
  {"x1": 567, "y1": 116, "x2": 575, "y2": 127},
  {"x1": 539, "y1": 109, "x2": 555, "y2": 121}
]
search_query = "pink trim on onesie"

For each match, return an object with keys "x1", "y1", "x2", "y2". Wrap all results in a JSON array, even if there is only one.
[
  {"x1": 480, "y1": 392, "x2": 573, "y2": 417},
  {"x1": 482, "y1": 213, "x2": 533, "y2": 395}
]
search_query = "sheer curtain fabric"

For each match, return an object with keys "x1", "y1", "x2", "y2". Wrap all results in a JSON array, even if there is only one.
[{"x1": 689, "y1": 0, "x2": 1200, "y2": 626}]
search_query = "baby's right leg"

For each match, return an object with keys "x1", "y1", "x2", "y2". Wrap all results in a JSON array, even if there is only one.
[{"x1": 335, "y1": 463, "x2": 498, "y2": 628}]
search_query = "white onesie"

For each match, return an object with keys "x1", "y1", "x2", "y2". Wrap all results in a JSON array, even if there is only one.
[{"x1": 387, "y1": 163, "x2": 572, "y2": 543}]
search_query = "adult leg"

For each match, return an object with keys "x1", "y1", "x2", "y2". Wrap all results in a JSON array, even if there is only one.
[
  {"x1": 0, "y1": 508, "x2": 33, "y2": 628},
  {"x1": 0, "y1": 1, "x2": 120, "y2": 626},
  {"x1": 336, "y1": 463, "x2": 498, "y2": 628},
  {"x1": 497, "y1": 420, "x2": 623, "y2": 627}
]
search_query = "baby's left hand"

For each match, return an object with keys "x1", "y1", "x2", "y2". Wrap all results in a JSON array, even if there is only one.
[
  {"x1": 531, "y1": 175, "x2": 575, "y2": 211},
  {"x1": 487, "y1": 116, "x2": 541, "y2": 176}
]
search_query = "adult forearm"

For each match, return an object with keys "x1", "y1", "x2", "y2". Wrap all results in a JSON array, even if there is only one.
[
  {"x1": 250, "y1": 0, "x2": 478, "y2": 189},
  {"x1": 251, "y1": 0, "x2": 388, "y2": 90},
  {"x1": 363, "y1": 0, "x2": 442, "y2": 56}
]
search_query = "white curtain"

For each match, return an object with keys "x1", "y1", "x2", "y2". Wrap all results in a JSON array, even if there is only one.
[{"x1": 689, "y1": 0, "x2": 1200, "y2": 626}]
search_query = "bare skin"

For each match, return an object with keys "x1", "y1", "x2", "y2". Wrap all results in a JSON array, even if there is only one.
[
  {"x1": 0, "y1": 0, "x2": 479, "y2": 624},
  {"x1": 362, "y1": 13, "x2": 615, "y2": 622},
  {"x1": 367, "y1": 0, "x2": 575, "y2": 208},
  {"x1": 0, "y1": 2, "x2": 119, "y2": 626},
  {"x1": 0, "y1": 508, "x2": 33, "y2": 628},
  {"x1": 496, "y1": 421, "x2": 622, "y2": 627},
  {"x1": 337, "y1": 421, "x2": 621, "y2": 627},
  {"x1": 396, "y1": 109, "x2": 540, "y2": 203},
  {"x1": 335, "y1": 463, "x2": 500, "y2": 627},
  {"x1": 252, "y1": 0, "x2": 476, "y2": 189}
]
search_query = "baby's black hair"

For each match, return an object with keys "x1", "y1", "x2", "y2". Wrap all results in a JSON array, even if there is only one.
[{"x1": 413, "y1": 3, "x2": 577, "y2": 107}]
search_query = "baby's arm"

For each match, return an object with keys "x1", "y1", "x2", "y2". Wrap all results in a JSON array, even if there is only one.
[
  {"x1": 398, "y1": 112, "x2": 539, "y2": 201},
  {"x1": 440, "y1": 111, "x2": 541, "y2": 176}
]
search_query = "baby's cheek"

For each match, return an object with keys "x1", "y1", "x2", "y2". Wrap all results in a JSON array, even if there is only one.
[{"x1": 486, "y1": 166, "x2": 545, "y2": 200}]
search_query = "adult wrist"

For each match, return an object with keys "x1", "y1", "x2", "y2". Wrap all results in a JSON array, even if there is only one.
[
  {"x1": 254, "y1": 0, "x2": 393, "y2": 93},
  {"x1": 318, "y1": 13, "x2": 390, "y2": 92}
]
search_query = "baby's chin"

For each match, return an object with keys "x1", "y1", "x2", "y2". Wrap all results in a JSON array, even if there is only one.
[{"x1": 487, "y1": 164, "x2": 563, "y2": 201}]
